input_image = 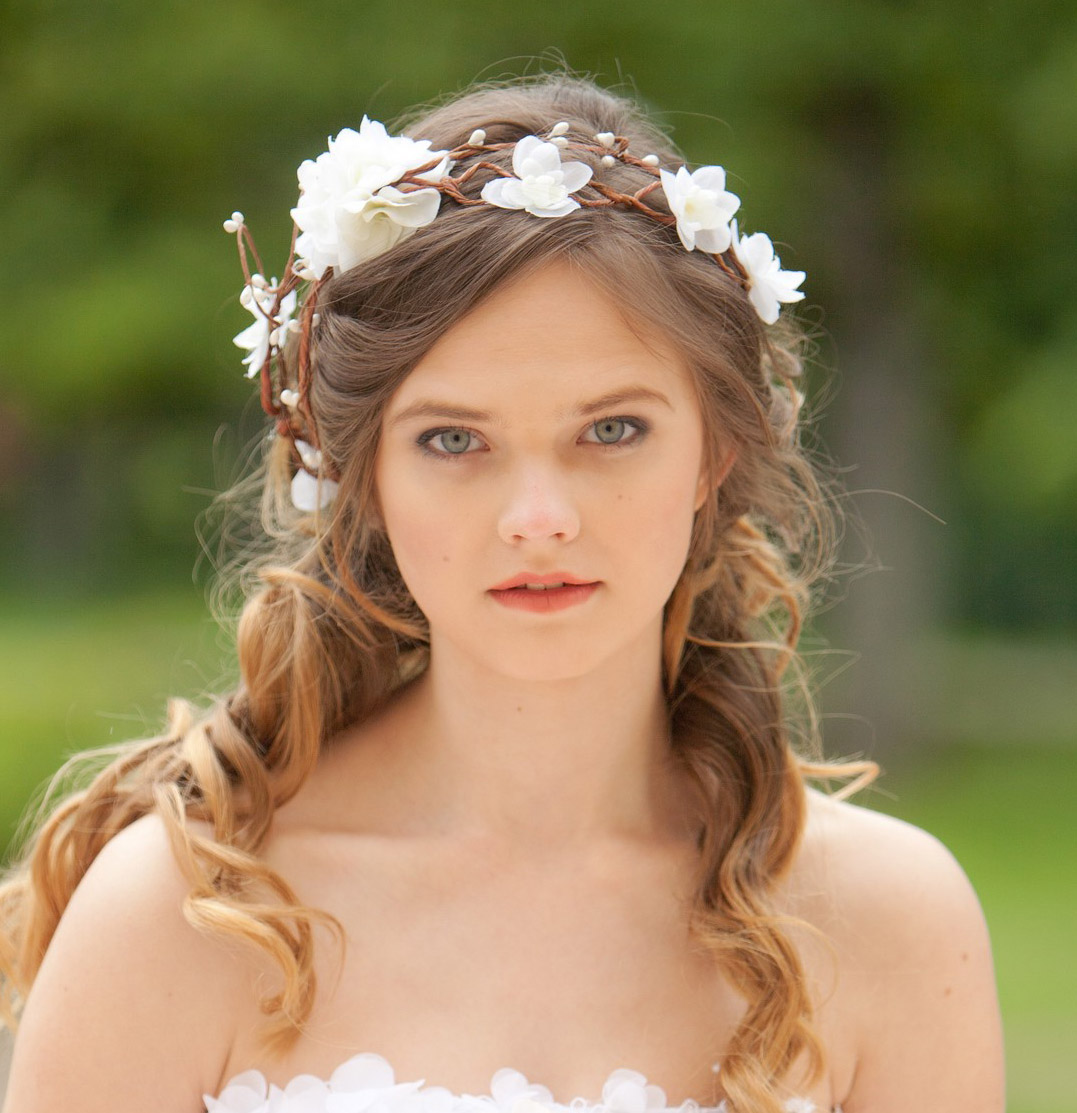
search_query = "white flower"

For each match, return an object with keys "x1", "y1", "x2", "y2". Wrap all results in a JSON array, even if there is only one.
[
  {"x1": 600, "y1": 1069, "x2": 668, "y2": 1113},
  {"x1": 203, "y1": 1069, "x2": 269, "y2": 1113},
  {"x1": 291, "y1": 118, "x2": 452, "y2": 277},
  {"x1": 729, "y1": 220, "x2": 806, "y2": 325},
  {"x1": 480, "y1": 135, "x2": 593, "y2": 218},
  {"x1": 490, "y1": 1068, "x2": 554, "y2": 1110},
  {"x1": 659, "y1": 165, "x2": 740, "y2": 254},
  {"x1": 233, "y1": 278, "x2": 297, "y2": 379},
  {"x1": 291, "y1": 468, "x2": 338, "y2": 512}
]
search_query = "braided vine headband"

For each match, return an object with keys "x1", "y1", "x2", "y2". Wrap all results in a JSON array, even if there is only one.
[{"x1": 225, "y1": 117, "x2": 806, "y2": 511}]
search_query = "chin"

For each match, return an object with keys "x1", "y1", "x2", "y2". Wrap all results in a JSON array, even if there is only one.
[{"x1": 442, "y1": 617, "x2": 663, "y2": 686}]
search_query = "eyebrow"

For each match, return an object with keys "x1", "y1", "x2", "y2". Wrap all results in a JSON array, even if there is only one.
[{"x1": 388, "y1": 386, "x2": 674, "y2": 427}]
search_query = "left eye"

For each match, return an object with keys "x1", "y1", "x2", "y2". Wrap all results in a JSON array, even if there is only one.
[
  {"x1": 583, "y1": 417, "x2": 646, "y2": 446},
  {"x1": 417, "y1": 428, "x2": 484, "y2": 456}
]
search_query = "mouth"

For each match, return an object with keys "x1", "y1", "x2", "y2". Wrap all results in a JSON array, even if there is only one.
[
  {"x1": 489, "y1": 572, "x2": 596, "y2": 591},
  {"x1": 487, "y1": 580, "x2": 601, "y2": 613}
]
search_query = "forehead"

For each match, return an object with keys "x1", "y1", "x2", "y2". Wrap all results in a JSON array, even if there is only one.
[{"x1": 384, "y1": 261, "x2": 698, "y2": 417}]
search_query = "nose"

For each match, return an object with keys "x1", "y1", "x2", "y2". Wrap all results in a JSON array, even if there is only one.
[{"x1": 496, "y1": 462, "x2": 581, "y2": 544}]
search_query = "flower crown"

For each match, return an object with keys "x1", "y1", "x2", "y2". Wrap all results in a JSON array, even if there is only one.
[{"x1": 225, "y1": 117, "x2": 806, "y2": 511}]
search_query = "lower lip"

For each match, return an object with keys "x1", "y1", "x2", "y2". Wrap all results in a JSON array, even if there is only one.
[{"x1": 488, "y1": 583, "x2": 600, "y2": 613}]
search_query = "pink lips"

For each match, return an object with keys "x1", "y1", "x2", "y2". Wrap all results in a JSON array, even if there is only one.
[{"x1": 488, "y1": 572, "x2": 600, "y2": 613}]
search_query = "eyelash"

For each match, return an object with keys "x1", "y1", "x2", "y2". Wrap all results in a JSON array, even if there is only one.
[{"x1": 415, "y1": 416, "x2": 650, "y2": 460}]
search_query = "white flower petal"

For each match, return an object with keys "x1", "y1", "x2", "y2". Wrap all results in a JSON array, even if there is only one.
[
  {"x1": 291, "y1": 469, "x2": 338, "y2": 512},
  {"x1": 688, "y1": 164, "x2": 729, "y2": 193},
  {"x1": 361, "y1": 185, "x2": 443, "y2": 228},
  {"x1": 490, "y1": 1068, "x2": 532, "y2": 1103},
  {"x1": 512, "y1": 135, "x2": 561, "y2": 178},
  {"x1": 204, "y1": 1070, "x2": 270, "y2": 1113},
  {"x1": 525, "y1": 195, "x2": 580, "y2": 218},
  {"x1": 481, "y1": 177, "x2": 526, "y2": 210},
  {"x1": 558, "y1": 160, "x2": 594, "y2": 193},
  {"x1": 329, "y1": 1053, "x2": 397, "y2": 1092},
  {"x1": 693, "y1": 223, "x2": 734, "y2": 254}
]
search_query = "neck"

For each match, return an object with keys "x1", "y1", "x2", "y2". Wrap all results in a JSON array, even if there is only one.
[{"x1": 361, "y1": 622, "x2": 696, "y2": 848}]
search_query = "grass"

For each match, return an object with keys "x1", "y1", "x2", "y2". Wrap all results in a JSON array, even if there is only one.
[
  {"x1": 0, "y1": 591, "x2": 1073, "y2": 1110},
  {"x1": 0, "y1": 587, "x2": 232, "y2": 851}
]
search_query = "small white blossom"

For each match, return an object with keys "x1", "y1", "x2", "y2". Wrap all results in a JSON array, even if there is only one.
[
  {"x1": 294, "y1": 439, "x2": 322, "y2": 471},
  {"x1": 480, "y1": 135, "x2": 593, "y2": 218},
  {"x1": 290, "y1": 118, "x2": 452, "y2": 278},
  {"x1": 233, "y1": 278, "x2": 297, "y2": 379},
  {"x1": 730, "y1": 219, "x2": 806, "y2": 324},
  {"x1": 290, "y1": 468, "x2": 338, "y2": 512},
  {"x1": 489, "y1": 1068, "x2": 554, "y2": 1110},
  {"x1": 601, "y1": 1069, "x2": 668, "y2": 1113},
  {"x1": 203, "y1": 1069, "x2": 268, "y2": 1113},
  {"x1": 659, "y1": 165, "x2": 741, "y2": 254}
]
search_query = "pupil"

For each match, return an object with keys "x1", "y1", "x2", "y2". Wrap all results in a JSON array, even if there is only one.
[
  {"x1": 595, "y1": 419, "x2": 624, "y2": 444},
  {"x1": 443, "y1": 431, "x2": 470, "y2": 453}
]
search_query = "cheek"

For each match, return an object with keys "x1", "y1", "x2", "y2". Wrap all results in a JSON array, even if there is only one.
[
  {"x1": 616, "y1": 456, "x2": 704, "y2": 586},
  {"x1": 375, "y1": 468, "x2": 474, "y2": 610}
]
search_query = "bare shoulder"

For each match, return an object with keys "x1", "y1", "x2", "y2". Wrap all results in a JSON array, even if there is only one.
[
  {"x1": 792, "y1": 788, "x2": 1005, "y2": 1112},
  {"x1": 4, "y1": 813, "x2": 252, "y2": 1113},
  {"x1": 797, "y1": 789, "x2": 984, "y2": 934}
]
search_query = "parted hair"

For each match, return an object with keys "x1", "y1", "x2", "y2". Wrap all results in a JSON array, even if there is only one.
[{"x1": 0, "y1": 72, "x2": 873, "y2": 1113}]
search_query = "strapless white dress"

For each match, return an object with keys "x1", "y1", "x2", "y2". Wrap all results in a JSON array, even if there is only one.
[{"x1": 203, "y1": 1052, "x2": 837, "y2": 1113}]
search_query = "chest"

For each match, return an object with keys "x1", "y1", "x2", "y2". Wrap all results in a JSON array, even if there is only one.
[{"x1": 219, "y1": 831, "x2": 841, "y2": 1110}]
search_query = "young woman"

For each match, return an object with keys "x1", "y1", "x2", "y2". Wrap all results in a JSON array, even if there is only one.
[{"x1": 0, "y1": 74, "x2": 1004, "y2": 1113}]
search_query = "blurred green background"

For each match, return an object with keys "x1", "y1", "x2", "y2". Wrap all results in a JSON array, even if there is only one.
[{"x1": 1, "y1": 1, "x2": 1074, "y2": 1109}]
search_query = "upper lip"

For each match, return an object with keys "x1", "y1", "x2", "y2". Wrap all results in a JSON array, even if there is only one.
[{"x1": 489, "y1": 572, "x2": 597, "y2": 591}]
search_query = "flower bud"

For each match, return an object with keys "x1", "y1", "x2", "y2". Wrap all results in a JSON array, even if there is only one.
[
  {"x1": 311, "y1": 313, "x2": 321, "y2": 326},
  {"x1": 549, "y1": 121, "x2": 570, "y2": 137},
  {"x1": 468, "y1": 129, "x2": 487, "y2": 146},
  {"x1": 280, "y1": 389, "x2": 300, "y2": 409},
  {"x1": 595, "y1": 132, "x2": 616, "y2": 148},
  {"x1": 641, "y1": 154, "x2": 660, "y2": 167},
  {"x1": 231, "y1": 211, "x2": 245, "y2": 224},
  {"x1": 252, "y1": 273, "x2": 268, "y2": 289},
  {"x1": 296, "y1": 440, "x2": 322, "y2": 470},
  {"x1": 223, "y1": 218, "x2": 239, "y2": 234},
  {"x1": 551, "y1": 136, "x2": 569, "y2": 149},
  {"x1": 600, "y1": 154, "x2": 616, "y2": 168}
]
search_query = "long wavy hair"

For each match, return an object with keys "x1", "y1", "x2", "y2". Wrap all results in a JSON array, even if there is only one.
[{"x1": 0, "y1": 73, "x2": 874, "y2": 1112}]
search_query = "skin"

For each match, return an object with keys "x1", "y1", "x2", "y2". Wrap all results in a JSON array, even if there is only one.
[{"x1": 3, "y1": 262, "x2": 1004, "y2": 1113}]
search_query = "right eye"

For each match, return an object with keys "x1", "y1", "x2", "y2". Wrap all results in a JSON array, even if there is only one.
[{"x1": 416, "y1": 428, "x2": 486, "y2": 458}]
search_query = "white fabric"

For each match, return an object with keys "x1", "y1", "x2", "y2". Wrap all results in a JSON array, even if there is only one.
[{"x1": 204, "y1": 1052, "x2": 834, "y2": 1113}]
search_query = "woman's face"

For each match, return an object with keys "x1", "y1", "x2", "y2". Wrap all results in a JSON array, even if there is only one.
[{"x1": 374, "y1": 260, "x2": 712, "y2": 682}]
